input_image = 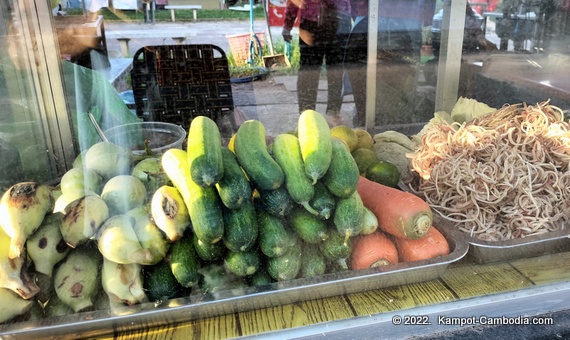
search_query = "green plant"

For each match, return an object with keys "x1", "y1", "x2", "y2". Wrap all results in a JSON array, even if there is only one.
[{"x1": 227, "y1": 37, "x2": 300, "y2": 77}]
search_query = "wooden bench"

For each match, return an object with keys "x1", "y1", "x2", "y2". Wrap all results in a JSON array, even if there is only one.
[
  {"x1": 105, "y1": 30, "x2": 198, "y2": 57},
  {"x1": 164, "y1": 5, "x2": 202, "y2": 22}
]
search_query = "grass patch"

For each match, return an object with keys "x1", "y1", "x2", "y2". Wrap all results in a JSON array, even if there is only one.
[{"x1": 67, "y1": 5, "x2": 265, "y2": 22}]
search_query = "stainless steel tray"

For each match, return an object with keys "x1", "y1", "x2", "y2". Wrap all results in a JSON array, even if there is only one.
[
  {"x1": 465, "y1": 228, "x2": 570, "y2": 264},
  {"x1": 0, "y1": 216, "x2": 468, "y2": 340}
]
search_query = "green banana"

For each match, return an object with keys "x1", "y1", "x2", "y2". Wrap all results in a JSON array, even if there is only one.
[
  {"x1": 133, "y1": 214, "x2": 170, "y2": 265},
  {"x1": 0, "y1": 182, "x2": 54, "y2": 259},
  {"x1": 26, "y1": 212, "x2": 71, "y2": 276},
  {"x1": 53, "y1": 246, "x2": 101, "y2": 313},
  {"x1": 0, "y1": 288, "x2": 34, "y2": 324},
  {"x1": 60, "y1": 195, "x2": 109, "y2": 248},
  {"x1": 96, "y1": 215, "x2": 152, "y2": 265},
  {"x1": 150, "y1": 185, "x2": 191, "y2": 242},
  {"x1": 101, "y1": 257, "x2": 147, "y2": 306},
  {"x1": 0, "y1": 226, "x2": 40, "y2": 299}
]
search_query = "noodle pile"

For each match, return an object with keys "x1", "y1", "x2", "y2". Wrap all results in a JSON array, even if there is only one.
[{"x1": 410, "y1": 101, "x2": 570, "y2": 241}]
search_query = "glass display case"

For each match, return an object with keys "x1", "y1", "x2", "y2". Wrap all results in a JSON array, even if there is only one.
[{"x1": 1, "y1": 0, "x2": 570, "y2": 338}]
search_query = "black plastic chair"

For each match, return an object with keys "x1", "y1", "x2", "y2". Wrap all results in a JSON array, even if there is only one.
[{"x1": 130, "y1": 44, "x2": 234, "y2": 131}]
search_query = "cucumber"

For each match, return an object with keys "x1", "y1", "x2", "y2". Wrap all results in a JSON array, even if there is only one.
[
  {"x1": 193, "y1": 233, "x2": 226, "y2": 262},
  {"x1": 198, "y1": 263, "x2": 247, "y2": 295},
  {"x1": 168, "y1": 235, "x2": 201, "y2": 288},
  {"x1": 271, "y1": 133, "x2": 317, "y2": 215},
  {"x1": 360, "y1": 206, "x2": 379, "y2": 235},
  {"x1": 256, "y1": 209, "x2": 295, "y2": 257},
  {"x1": 234, "y1": 120, "x2": 284, "y2": 190},
  {"x1": 298, "y1": 110, "x2": 333, "y2": 183},
  {"x1": 267, "y1": 237, "x2": 302, "y2": 281},
  {"x1": 320, "y1": 228, "x2": 353, "y2": 261},
  {"x1": 187, "y1": 116, "x2": 224, "y2": 187},
  {"x1": 255, "y1": 186, "x2": 295, "y2": 218},
  {"x1": 162, "y1": 149, "x2": 224, "y2": 244},
  {"x1": 222, "y1": 200, "x2": 258, "y2": 252},
  {"x1": 216, "y1": 147, "x2": 252, "y2": 209},
  {"x1": 289, "y1": 207, "x2": 328, "y2": 244},
  {"x1": 248, "y1": 268, "x2": 273, "y2": 287},
  {"x1": 144, "y1": 261, "x2": 184, "y2": 302},
  {"x1": 333, "y1": 191, "x2": 365, "y2": 240},
  {"x1": 309, "y1": 182, "x2": 337, "y2": 220},
  {"x1": 300, "y1": 243, "x2": 327, "y2": 278},
  {"x1": 322, "y1": 137, "x2": 360, "y2": 198},
  {"x1": 225, "y1": 250, "x2": 261, "y2": 277}
]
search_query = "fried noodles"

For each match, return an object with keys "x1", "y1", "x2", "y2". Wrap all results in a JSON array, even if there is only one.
[{"x1": 410, "y1": 102, "x2": 570, "y2": 241}]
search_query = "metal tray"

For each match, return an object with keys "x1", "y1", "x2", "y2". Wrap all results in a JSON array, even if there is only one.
[
  {"x1": 397, "y1": 183, "x2": 570, "y2": 265},
  {"x1": 0, "y1": 216, "x2": 468, "y2": 340},
  {"x1": 465, "y1": 228, "x2": 570, "y2": 264}
]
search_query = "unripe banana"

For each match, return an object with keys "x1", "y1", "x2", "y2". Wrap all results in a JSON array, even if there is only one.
[
  {"x1": 60, "y1": 195, "x2": 109, "y2": 248},
  {"x1": 0, "y1": 182, "x2": 54, "y2": 259},
  {"x1": 53, "y1": 246, "x2": 101, "y2": 313},
  {"x1": 26, "y1": 212, "x2": 71, "y2": 276},
  {"x1": 0, "y1": 288, "x2": 34, "y2": 324},
  {"x1": 97, "y1": 215, "x2": 152, "y2": 265},
  {"x1": 150, "y1": 185, "x2": 191, "y2": 241},
  {"x1": 101, "y1": 258, "x2": 147, "y2": 306},
  {"x1": 133, "y1": 214, "x2": 170, "y2": 265},
  {"x1": 0, "y1": 227, "x2": 40, "y2": 299}
]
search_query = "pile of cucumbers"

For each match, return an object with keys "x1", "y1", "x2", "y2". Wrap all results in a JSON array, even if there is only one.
[{"x1": 0, "y1": 110, "x2": 378, "y2": 324}]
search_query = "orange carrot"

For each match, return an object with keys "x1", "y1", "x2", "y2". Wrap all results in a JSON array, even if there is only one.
[
  {"x1": 356, "y1": 176, "x2": 432, "y2": 240},
  {"x1": 394, "y1": 226, "x2": 450, "y2": 262},
  {"x1": 349, "y1": 231, "x2": 399, "y2": 270}
]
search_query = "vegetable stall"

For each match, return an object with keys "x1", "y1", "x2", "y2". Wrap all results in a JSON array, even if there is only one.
[{"x1": 2, "y1": 96, "x2": 570, "y2": 338}]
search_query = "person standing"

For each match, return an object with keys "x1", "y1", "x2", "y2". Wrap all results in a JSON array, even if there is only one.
[{"x1": 282, "y1": 0, "x2": 352, "y2": 124}]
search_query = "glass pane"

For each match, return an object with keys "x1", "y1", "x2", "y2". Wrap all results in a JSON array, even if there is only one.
[{"x1": 0, "y1": 0, "x2": 57, "y2": 188}]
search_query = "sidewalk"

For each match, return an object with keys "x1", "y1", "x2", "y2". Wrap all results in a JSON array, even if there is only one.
[{"x1": 104, "y1": 20, "x2": 356, "y2": 136}]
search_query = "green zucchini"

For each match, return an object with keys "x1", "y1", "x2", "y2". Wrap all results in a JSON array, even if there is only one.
[
  {"x1": 300, "y1": 243, "x2": 327, "y2": 278},
  {"x1": 320, "y1": 228, "x2": 353, "y2": 261},
  {"x1": 255, "y1": 186, "x2": 295, "y2": 218},
  {"x1": 256, "y1": 209, "x2": 295, "y2": 257},
  {"x1": 289, "y1": 207, "x2": 328, "y2": 244},
  {"x1": 187, "y1": 116, "x2": 224, "y2": 187},
  {"x1": 234, "y1": 120, "x2": 284, "y2": 190},
  {"x1": 267, "y1": 236, "x2": 302, "y2": 281},
  {"x1": 222, "y1": 200, "x2": 258, "y2": 253},
  {"x1": 225, "y1": 250, "x2": 261, "y2": 277},
  {"x1": 193, "y1": 233, "x2": 226, "y2": 262},
  {"x1": 168, "y1": 235, "x2": 201, "y2": 288},
  {"x1": 309, "y1": 182, "x2": 337, "y2": 220},
  {"x1": 298, "y1": 110, "x2": 333, "y2": 183},
  {"x1": 271, "y1": 133, "x2": 318, "y2": 215},
  {"x1": 322, "y1": 137, "x2": 360, "y2": 198},
  {"x1": 162, "y1": 149, "x2": 224, "y2": 244},
  {"x1": 216, "y1": 147, "x2": 252, "y2": 209},
  {"x1": 333, "y1": 191, "x2": 364, "y2": 240}
]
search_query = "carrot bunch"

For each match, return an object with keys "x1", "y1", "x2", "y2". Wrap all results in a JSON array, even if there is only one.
[{"x1": 349, "y1": 177, "x2": 450, "y2": 270}]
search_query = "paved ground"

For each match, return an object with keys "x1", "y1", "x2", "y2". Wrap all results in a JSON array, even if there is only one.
[{"x1": 104, "y1": 20, "x2": 358, "y2": 136}]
